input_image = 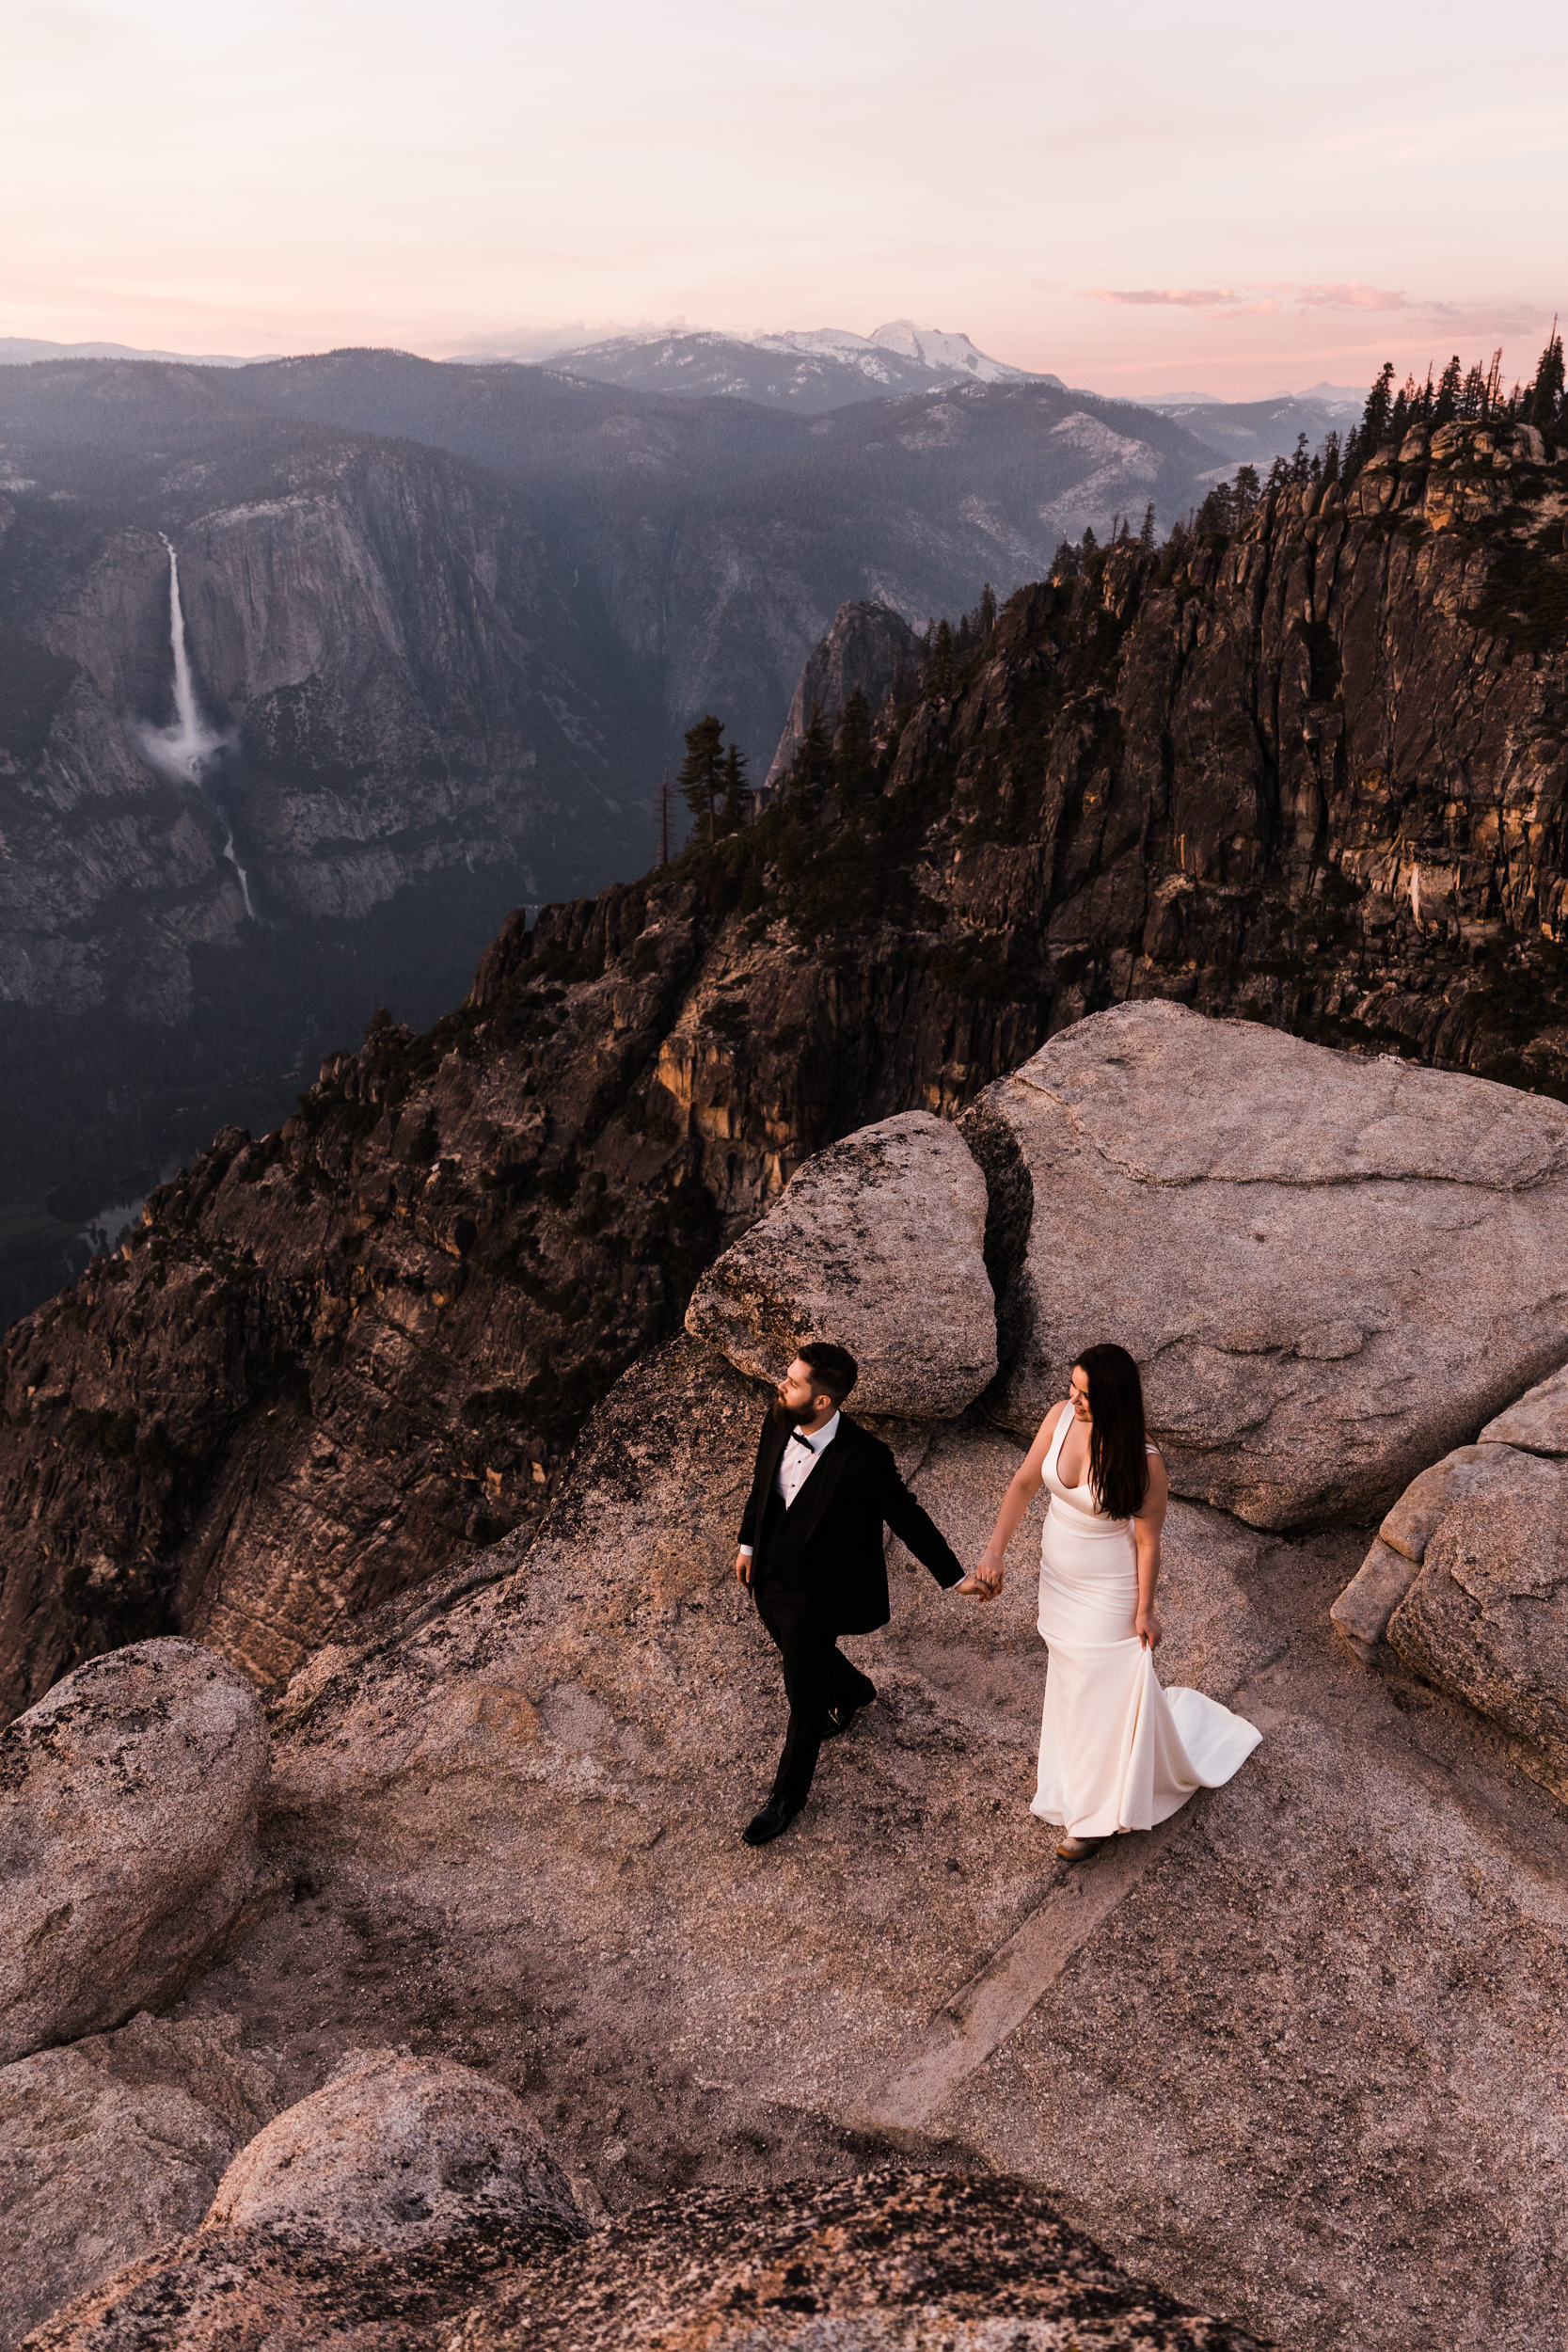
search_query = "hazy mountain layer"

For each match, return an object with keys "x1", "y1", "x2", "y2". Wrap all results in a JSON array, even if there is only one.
[{"x1": 216, "y1": 351, "x2": 1227, "y2": 756}]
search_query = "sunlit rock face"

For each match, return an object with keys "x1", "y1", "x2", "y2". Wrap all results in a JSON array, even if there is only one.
[
  {"x1": 964, "y1": 1000, "x2": 1568, "y2": 1528},
  {"x1": 686, "y1": 1109, "x2": 997, "y2": 1417}
]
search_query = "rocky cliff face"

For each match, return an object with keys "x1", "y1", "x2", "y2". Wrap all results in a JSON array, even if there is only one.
[
  {"x1": 0, "y1": 399, "x2": 656, "y2": 1227},
  {"x1": 762, "y1": 597, "x2": 925, "y2": 787},
  {"x1": 1, "y1": 440, "x2": 642, "y2": 1012},
  {"x1": 198, "y1": 352, "x2": 1230, "y2": 770},
  {"x1": 1, "y1": 415, "x2": 1565, "y2": 1720}
]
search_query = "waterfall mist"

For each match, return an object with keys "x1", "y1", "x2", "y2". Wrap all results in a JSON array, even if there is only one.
[{"x1": 135, "y1": 538, "x2": 257, "y2": 923}]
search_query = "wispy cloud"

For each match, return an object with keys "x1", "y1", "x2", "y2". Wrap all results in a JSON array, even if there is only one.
[
  {"x1": 1091, "y1": 288, "x2": 1243, "y2": 309},
  {"x1": 1088, "y1": 281, "x2": 1410, "y2": 317},
  {"x1": 1295, "y1": 283, "x2": 1410, "y2": 310}
]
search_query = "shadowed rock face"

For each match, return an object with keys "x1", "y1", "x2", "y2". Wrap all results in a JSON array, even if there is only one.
[
  {"x1": 686, "y1": 1110, "x2": 997, "y2": 1417},
  {"x1": 0, "y1": 1640, "x2": 269, "y2": 2063},
  {"x1": 763, "y1": 598, "x2": 925, "y2": 788},
  {"x1": 0, "y1": 2011, "x2": 277, "y2": 2352},
  {"x1": 963, "y1": 1000, "x2": 1568, "y2": 1527},
  {"x1": 4, "y1": 418, "x2": 1568, "y2": 1718},
  {"x1": 1387, "y1": 1471, "x2": 1568, "y2": 1800}
]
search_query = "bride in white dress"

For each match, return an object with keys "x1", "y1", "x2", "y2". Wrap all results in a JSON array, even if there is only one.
[{"x1": 972, "y1": 1343, "x2": 1260, "y2": 1860}]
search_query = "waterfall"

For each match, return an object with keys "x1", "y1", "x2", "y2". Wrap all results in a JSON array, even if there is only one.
[{"x1": 137, "y1": 539, "x2": 258, "y2": 923}]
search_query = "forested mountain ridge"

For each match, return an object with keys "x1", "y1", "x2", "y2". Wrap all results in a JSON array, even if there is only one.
[{"x1": 1, "y1": 411, "x2": 1565, "y2": 1722}]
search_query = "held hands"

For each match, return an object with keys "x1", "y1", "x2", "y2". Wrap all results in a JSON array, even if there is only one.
[{"x1": 955, "y1": 1555, "x2": 1005, "y2": 1603}]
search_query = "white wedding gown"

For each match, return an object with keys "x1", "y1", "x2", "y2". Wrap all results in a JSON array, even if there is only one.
[{"x1": 1030, "y1": 1410, "x2": 1260, "y2": 1837}]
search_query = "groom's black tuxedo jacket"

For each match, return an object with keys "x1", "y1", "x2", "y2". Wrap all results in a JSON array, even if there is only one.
[{"x1": 738, "y1": 1410, "x2": 964, "y2": 1636}]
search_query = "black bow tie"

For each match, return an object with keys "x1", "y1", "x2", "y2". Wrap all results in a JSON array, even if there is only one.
[{"x1": 788, "y1": 1429, "x2": 816, "y2": 1448}]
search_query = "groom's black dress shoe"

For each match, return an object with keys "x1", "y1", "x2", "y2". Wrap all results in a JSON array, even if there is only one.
[
  {"x1": 821, "y1": 1682, "x2": 877, "y2": 1740},
  {"x1": 741, "y1": 1797, "x2": 801, "y2": 1846}
]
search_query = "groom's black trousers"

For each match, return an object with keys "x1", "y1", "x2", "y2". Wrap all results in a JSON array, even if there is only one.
[{"x1": 752, "y1": 1574, "x2": 876, "y2": 1811}]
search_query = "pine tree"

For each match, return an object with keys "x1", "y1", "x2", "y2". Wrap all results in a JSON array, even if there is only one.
[
  {"x1": 1321, "y1": 431, "x2": 1341, "y2": 485},
  {"x1": 1079, "y1": 524, "x2": 1100, "y2": 561},
  {"x1": 928, "y1": 616, "x2": 956, "y2": 697},
  {"x1": 676, "y1": 714, "x2": 726, "y2": 846},
  {"x1": 1527, "y1": 321, "x2": 1564, "y2": 437},
  {"x1": 1196, "y1": 482, "x2": 1233, "y2": 534},
  {"x1": 1138, "y1": 504, "x2": 1157, "y2": 554},
  {"x1": 1234, "y1": 465, "x2": 1261, "y2": 516},
  {"x1": 1460, "y1": 362, "x2": 1487, "y2": 420},
  {"x1": 979, "y1": 581, "x2": 998, "y2": 633},
  {"x1": 834, "y1": 686, "x2": 874, "y2": 800},
  {"x1": 1363, "y1": 360, "x2": 1396, "y2": 447},
  {"x1": 1290, "y1": 432, "x2": 1312, "y2": 483},
  {"x1": 1050, "y1": 539, "x2": 1080, "y2": 584},
  {"x1": 717, "y1": 742, "x2": 750, "y2": 834},
  {"x1": 1345, "y1": 360, "x2": 1396, "y2": 481},
  {"x1": 1433, "y1": 357, "x2": 1463, "y2": 426},
  {"x1": 789, "y1": 702, "x2": 832, "y2": 795}
]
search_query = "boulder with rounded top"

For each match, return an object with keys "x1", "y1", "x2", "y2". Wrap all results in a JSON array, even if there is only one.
[
  {"x1": 685, "y1": 1110, "x2": 996, "y2": 1418},
  {"x1": 205, "y1": 2047, "x2": 584, "y2": 2252},
  {"x1": 960, "y1": 1000, "x2": 1568, "y2": 1527},
  {"x1": 0, "y1": 1640, "x2": 269, "y2": 2065}
]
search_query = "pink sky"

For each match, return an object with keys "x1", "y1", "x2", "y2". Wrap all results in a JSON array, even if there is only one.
[{"x1": 6, "y1": 0, "x2": 1564, "y2": 399}]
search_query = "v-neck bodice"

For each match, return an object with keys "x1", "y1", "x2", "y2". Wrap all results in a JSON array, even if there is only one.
[{"x1": 1041, "y1": 1408, "x2": 1155, "y2": 1535}]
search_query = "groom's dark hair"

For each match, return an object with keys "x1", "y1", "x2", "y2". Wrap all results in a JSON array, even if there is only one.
[{"x1": 799, "y1": 1340, "x2": 858, "y2": 1406}]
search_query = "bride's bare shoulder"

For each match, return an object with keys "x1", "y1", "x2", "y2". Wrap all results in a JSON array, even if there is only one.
[{"x1": 1039, "y1": 1400, "x2": 1069, "y2": 1437}]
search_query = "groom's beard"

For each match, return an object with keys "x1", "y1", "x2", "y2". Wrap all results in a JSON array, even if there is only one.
[{"x1": 770, "y1": 1396, "x2": 800, "y2": 1427}]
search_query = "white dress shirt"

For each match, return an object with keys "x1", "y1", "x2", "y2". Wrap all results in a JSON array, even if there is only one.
[{"x1": 737, "y1": 1410, "x2": 840, "y2": 1560}]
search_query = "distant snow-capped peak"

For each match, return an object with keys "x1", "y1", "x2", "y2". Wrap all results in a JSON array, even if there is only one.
[
  {"x1": 865, "y1": 322, "x2": 1024, "y2": 382},
  {"x1": 765, "y1": 322, "x2": 1027, "y2": 383},
  {"x1": 562, "y1": 321, "x2": 1037, "y2": 386}
]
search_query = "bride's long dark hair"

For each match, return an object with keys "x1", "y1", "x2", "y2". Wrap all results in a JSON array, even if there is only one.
[{"x1": 1077, "y1": 1343, "x2": 1150, "y2": 1521}]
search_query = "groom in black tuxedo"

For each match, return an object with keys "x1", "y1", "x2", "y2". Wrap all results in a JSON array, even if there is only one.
[{"x1": 734, "y1": 1339, "x2": 988, "y2": 1847}]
